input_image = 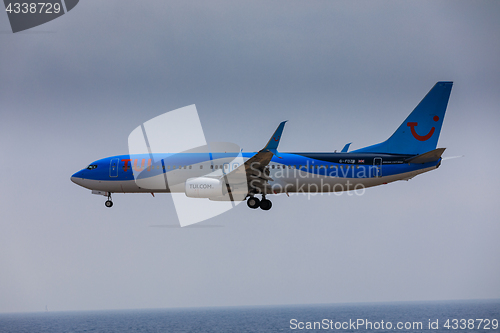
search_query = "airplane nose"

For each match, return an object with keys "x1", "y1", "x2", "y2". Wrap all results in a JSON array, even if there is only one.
[{"x1": 71, "y1": 170, "x2": 85, "y2": 185}]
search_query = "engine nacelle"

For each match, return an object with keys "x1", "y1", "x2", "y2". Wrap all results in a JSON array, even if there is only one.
[{"x1": 185, "y1": 177, "x2": 224, "y2": 198}]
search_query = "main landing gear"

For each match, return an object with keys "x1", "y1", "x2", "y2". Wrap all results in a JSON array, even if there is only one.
[
  {"x1": 105, "y1": 193, "x2": 113, "y2": 208},
  {"x1": 247, "y1": 196, "x2": 272, "y2": 211}
]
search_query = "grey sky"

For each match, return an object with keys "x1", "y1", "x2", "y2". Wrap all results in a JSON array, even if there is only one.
[{"x1": 0, "y1": 1, "x2": 499, "y2": 312}]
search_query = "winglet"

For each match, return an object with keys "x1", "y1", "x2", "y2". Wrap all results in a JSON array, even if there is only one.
[
  {"x1": 262, "y1": 121, "x2": 287, "y2": 158},
  {"x1": 341, "y1": 142, "x2": 352, "y2": 153}
]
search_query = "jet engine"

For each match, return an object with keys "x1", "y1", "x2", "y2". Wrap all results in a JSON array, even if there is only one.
[{"x1": 185, "y1": 177, "x2": 225, "y2": 198}]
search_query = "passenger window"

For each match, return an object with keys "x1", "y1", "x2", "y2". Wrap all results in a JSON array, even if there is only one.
[{"x1": 200, "y1": 165, "x2": 203, "y2": 169}]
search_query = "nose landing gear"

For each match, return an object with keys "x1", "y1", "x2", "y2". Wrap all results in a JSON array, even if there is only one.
[
  {"x1": 246, "y1": 195, "x2": 272, "y2": 210},
  {"x1": 105, "y1": 193, "x2": 113, "y2": 208}
]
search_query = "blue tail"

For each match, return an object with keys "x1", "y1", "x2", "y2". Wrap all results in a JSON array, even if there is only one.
[{"x1": 353, "y1": 81, "x2": 453, "y2": 155}]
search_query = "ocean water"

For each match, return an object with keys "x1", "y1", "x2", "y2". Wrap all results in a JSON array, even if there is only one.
[{"x1": 0, "y1": 300, "x2": 498, "y2": 333}]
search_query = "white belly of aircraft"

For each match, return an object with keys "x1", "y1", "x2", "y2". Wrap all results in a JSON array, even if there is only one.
[{"x1": 72, "y1": 165, "x2": 435, "y2": 195}]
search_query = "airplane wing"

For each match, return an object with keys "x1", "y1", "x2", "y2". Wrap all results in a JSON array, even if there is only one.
[{"x1": 220, "y1": 121, "x2": 287, "y2": 199}]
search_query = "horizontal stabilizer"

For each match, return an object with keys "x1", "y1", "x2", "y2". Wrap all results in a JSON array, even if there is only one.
[{"x1": 405, "y1": 148, "x2": 446, "y2": 164}]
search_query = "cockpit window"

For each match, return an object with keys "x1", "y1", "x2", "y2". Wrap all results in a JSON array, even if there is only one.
[{"x1": 86, "y1": 164, "x2": 98, "y2": 170}]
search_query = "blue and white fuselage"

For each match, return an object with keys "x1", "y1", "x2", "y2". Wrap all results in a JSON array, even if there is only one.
[{"x1": 71, "y1": 152, "x2": 439, "y2": 193}]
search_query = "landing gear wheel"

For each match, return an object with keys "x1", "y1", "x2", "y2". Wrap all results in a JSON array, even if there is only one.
[
  {"x1": 260, "y1": 199, "x2": 272, "y2": 211},
  {"x1": 105, "y1": 193, "x2": 113, "y2": 208},
  {"x1": 247, "y1": 197, "x2": 260, "y2": 209}
]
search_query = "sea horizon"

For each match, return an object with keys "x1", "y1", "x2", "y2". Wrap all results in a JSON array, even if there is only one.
[
  {"x1": 1, "y1": 298, "x2": 498, "y2": 332},
  {"x1": 2, "y1": 297, "x2": 499, "y2": 315}
]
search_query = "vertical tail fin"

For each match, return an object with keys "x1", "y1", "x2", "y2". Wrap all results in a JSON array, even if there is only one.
[{"x1": 353, "y1": 81, "x2": 453, "y2": 155}]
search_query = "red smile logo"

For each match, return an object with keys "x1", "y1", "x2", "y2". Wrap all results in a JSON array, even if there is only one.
[{"x1": 407, "y1": 116, "x2": 439, "y2": 141}]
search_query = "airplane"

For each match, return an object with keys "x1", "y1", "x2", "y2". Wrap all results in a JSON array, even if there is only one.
[{"x1": 71, "y1": 81, "x2": 453, "y2": 211}]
